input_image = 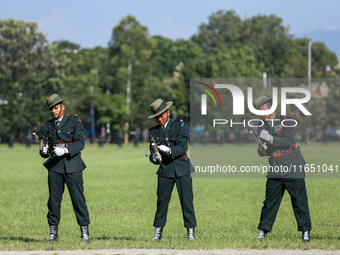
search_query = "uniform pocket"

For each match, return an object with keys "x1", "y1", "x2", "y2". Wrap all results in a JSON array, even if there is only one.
[
  {"x1": 59, "y1": 129, "x2": 74, "y2": 143},
  {"x1": 47, "y1": 129, "x2": 57, "y2": 138}
]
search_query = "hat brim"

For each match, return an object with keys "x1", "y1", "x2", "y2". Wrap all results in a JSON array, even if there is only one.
[
  {"x1": 44, "y1": 97, "x2": 68, "y2": 111},
  {"x1": 148, "y1": 101, "x2": 173, "y2": 119}
]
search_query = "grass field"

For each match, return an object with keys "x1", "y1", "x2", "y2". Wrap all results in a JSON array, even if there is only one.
[{"x1": 0, "y1": 142, "x2": 339, "y2": 251}]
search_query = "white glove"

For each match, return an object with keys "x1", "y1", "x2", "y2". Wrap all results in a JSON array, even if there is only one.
[
  {"x1": 152, "y1": 153, "x2": 162, "y2": 163},
  {"x1": 53, "y1": 146, "x2": 69, "y2": 157},
  {"x1": 259, "y1": 145, "x2": 267, "y2": 155},
  {"x1": 42, "y1": 145, "x2": 49, "y2": 155},
  {"x1": 157, "y1": 145, "x2": 171, "y2": 154},
  {"x1": 259, "y1": 130, "x2": 273, "y2": 144}
]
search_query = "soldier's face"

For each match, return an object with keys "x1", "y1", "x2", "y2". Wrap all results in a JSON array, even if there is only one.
[
  {"x1": 259, "y1": 104, "x2": 269, "y2": 120},
  {"x1": 155, "y1": 110, "x2": 170, "y2": 126},
  {"x1": 259, "y1": 103, "x2": 274, "y2": 121},
  {"x1": 49, "y1": 104, "x2": 65, "y2": 120}
]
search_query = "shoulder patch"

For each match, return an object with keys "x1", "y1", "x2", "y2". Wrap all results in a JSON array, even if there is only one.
[
  {"x1": 78, "y1": 118, "x2": 82, "y2": 124},
  {"x1": 74, "y1": 114, "x2": 78, "y2": 117},
  {"x1": 175, "y1": 119, "x2": 185, "y2": 127}
]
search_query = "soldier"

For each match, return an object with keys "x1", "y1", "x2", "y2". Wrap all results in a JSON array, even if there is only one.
[
  {"x1": 39, "y1": 94, "x2": 90, "y2": 243},
  {"x1": 253, "y1": 96, "x2": 312, "y2": 242},
  {"x1": 148, "y1": 98, "x2": 197, "y2": 241}
]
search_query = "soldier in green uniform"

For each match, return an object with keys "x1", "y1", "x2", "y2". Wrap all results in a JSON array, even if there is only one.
[
  {"x1": 39, "y1": 94, "x2": 90, "y2": 243},
  {"x1": 148, "y1": 98, "x2": 197, "y2": 241},
  {"x1": 253, "y1": 96, "x2": 312, "y2": 242}
]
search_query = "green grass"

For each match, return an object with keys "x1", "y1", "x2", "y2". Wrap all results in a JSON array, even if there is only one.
[{"x1": 0, "y1": 142, "x2": 339, "y2": 251}]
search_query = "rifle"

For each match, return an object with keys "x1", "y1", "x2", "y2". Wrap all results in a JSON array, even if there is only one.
[
  {"x1": 149, "y1": 135, "x2": 162, "y2": 164},
  {"x1": 246, "y1": 122, "x2": 267, "y2": 151},
  {"x1": 28, "y1": 124, "x2": 52, "y2": 153}
]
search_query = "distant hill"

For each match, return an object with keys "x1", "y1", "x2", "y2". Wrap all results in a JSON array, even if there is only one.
[{"x1": 295, "y1": 30, "x2": 340, "y2": 62}]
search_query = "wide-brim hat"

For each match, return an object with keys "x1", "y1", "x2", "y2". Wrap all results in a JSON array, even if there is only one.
[
  {"x1": 148, "y1": 98, "x2": 173, "y2": 119},
  {"x1": 44, "y1": 93, "x2": 68, "y2": 111},
  {"x1": 253, "y1": 96, "x2": 272, "y2": 110}
]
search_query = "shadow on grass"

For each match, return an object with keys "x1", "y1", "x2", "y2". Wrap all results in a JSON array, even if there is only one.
[
  {"x1": 93, "y1": 236, "x2": 135, "y2": 241},
  {"x1": 0, "y1": 236, "x2": 42, "y2": 243},
  {"x1": 311, "y1": 235, "x2": 325, "y2": 240}
]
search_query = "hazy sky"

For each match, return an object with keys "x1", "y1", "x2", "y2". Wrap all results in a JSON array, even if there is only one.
[{"x1": 2, "y1": 0, "x2": 340, "y2": 53}]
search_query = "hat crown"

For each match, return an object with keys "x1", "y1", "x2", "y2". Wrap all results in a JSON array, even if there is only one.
[
  {"x1": 253, "y1": 96, "x2": 271, "y2": 110},
  {"x1": 46, "y1": 94, "x2": 62, "y2": 106},
  {"x1": 150, "y1": 99, "x2": 165, "y2": 114},
  {"x1": 44, "y1": 93, "x2": 68, "y2": 111},
  {"x1": 148, "y1": 98, "x2": 173, "y2": 118}
]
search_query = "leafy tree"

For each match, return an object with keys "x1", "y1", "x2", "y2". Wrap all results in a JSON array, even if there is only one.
[
  {"x1": 192, "y1": 10, "x2": 243, "y2": 53},
  {"x1": 323, "y1": 79, "x2": 340, "y2": 127},
  {"x1": 186, "y1": 46, "x2": 263, "y2": 78},
  {"x1": 55, "y1": 42, "x2": 117, "y2": 140},
  {"x1": 243, "y1": 14, "x2": 296, "y2": 77},
  {"x1": 193, "y1": 10, "x2": 296, "y2": 77},
  {"x1": 292, "y1": 38, "x2": 338, "y2": 78},
  {"x1": 152, "y1": 36, "x2": 203, "y2": 79},
  {"x1": 0, "y1": 19, "x2": 66, "y2": 138},
  {"x1": 109, "y1": 15, "x2": 155, "y2": 143}
]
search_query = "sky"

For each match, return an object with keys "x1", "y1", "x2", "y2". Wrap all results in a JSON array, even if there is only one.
[{"x1": 1, "y1": 0, "x2": 340, "y2": 60}]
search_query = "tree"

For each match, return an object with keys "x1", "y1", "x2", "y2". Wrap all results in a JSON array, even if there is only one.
[
  {"x1": 0, "y1": 19, "x2": 66, "y2": 138},
  {"x1": 192, "y1": 10, "x2": 296, "y2": 77},
  {"x1": 192, "y1": 10, "x2": 243, "y2": 53},
  {"x1": 292, "y1": 38, "x2": 338, "y2": 78},
  {"x1": 109, "y1": 15, "x2": 155, "y2": 143},
  {"x1": 56, "y1": 43, "x2": 114, "y2": 138},
  {"x1": 151, "y1": 36, "x2": 203, "y2": 79},
  {"x1": 186, "y1": 46, "x2": 263, "y2": 78}
]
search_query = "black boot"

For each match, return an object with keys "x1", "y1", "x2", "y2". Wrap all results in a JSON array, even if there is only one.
[
  {"x1": 302, "y1": 230, "x2": 310, "y2": 242},
  {"x1": 187, "y1": 228, "x2": 195, "y2": 241},
  {"x1": 152, "y1": 227, "x2": 163, "y2": 241},
  {"x1": 257, "y1": 229, "x2": 268, "y2": 240},
  {"x1": 80, "y1": 225, "x2": 90, "y2": 243},
  {"x1": 48, "y1": 225, "x2": 58, "y2": 242}
]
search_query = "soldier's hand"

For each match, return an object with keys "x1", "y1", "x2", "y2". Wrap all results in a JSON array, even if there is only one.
[
  {"x1": 259, "y1": 147, "x2": 266, "y2": 155},
  {"x1": 152, "y1": 153, "x2": 162, "y2": 163},
  {"x1": 53, "y1": 146, "x2": 67, "y2": 157},
  {"x1": 259, "y1": 130, "x2": 273, "y2": 143},
  {"x1": 42, "y1": 144, "x2": 49, "y2": 155},
  {"x1": 157, "y1": 145, "x2": 171, "y2": 154}
]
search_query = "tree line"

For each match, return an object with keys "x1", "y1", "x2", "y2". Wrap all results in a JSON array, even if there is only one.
[{"x1": 0, "y1": 10, "x2": 339, "y2": 143}]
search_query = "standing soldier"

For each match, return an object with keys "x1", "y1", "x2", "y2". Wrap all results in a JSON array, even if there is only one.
[
  {"x1": 253, "y1": 96, "x2": 312, "y2": 242},
  {"x1": 148, "y1": 98, "x2": 197, "y2": 241},
  {"x1": 39, "y1": 94, "x2": 90, "y2": 243}
]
